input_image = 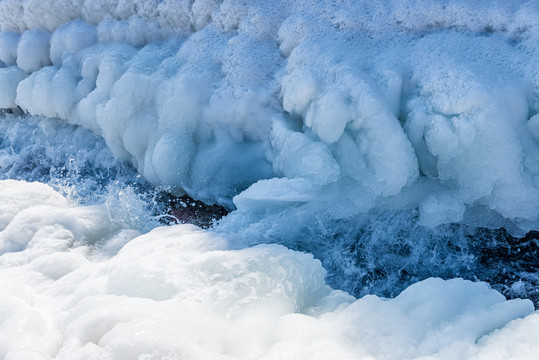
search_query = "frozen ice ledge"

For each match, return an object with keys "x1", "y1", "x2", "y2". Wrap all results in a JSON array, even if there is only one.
[
  {"x1": 0, "y1": 0, "x2": 538, "y2": 233},
  {"x1": 0, "y1": 0, "x2": 539, "y2": 278},
  {"x1": 0, "y1": 0, "x2": 538, "y2": 297},
  {"x1": 0, "y1": 2, "x2": 538, "y2": 357}
]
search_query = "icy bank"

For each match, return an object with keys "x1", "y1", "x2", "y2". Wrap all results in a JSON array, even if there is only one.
[
  {"x1": 0, "y1": 180, "x2": 537, "y2": 359},
  {"x1": 0, "y1": 0, "x2": 536, "y2": 233},
  {"x1": 0, "y1": 2, "x2": 538, "y2": 357}
]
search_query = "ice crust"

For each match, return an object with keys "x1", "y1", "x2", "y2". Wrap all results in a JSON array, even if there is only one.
[
  {"x1": 1, "y1": 1, "x2": 539, "y2": 358},
  {"x1": 0, "y1": 0, "x2": 536, "y2": 230},
  {"x1": 0, "y1": 180, "x2": 537, "y2": 359}
]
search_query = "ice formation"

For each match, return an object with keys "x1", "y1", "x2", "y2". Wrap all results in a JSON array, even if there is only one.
[
  {"x1": 0, "y1": 0, "x2": 535, "y2": 229},
  {"x1": 0, "y1": 180, "x2": 537, "y2": 359},
  {"x1": 0, "y1": 0, "x2": 538, "y2": 358}
]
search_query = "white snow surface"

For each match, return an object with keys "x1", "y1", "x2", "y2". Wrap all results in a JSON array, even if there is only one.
[{"x1": 0, "y1": 180, "x2": 537, "y2": 359}]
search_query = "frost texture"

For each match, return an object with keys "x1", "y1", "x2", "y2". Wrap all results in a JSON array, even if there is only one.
[
  {"x1": 0, "y1": 180, "x2": 537, "y2": 359},
  {"x1": 0, "y1": 0, "x2": 536, "y2": 231},
  {"x1": 0, "y1": 1, "x2": 539, "y2": 358}
]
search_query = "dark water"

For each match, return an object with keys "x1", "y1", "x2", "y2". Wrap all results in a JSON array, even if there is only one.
[{"x1": 312, "y1": 210, "x2": 539, "y2": 307}]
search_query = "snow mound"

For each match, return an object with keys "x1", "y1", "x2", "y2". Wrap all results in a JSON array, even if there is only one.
[{"x1": 0, "y1": 180, "x2": 536, "y2": 359}]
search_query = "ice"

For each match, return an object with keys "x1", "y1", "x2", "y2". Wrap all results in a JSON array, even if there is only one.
[
  {"x1": 0, "y1": 31, "x2": 18, "y2": 66},
  {"x1": 16, "y1": 29, "x2": 51, "y2": 73},
  {"x1": 0, "y1": 180, "x2": 536, "y2": 359},
  {"x1": 0, "y1": 66, "x2": 26, "y2": 108},
  {"x1": 3, "y1": 0, "x2": 537, "y2": 299},
  {"x1": 472, "y1": 313, "x2": 539, "y2": 360},
  {"x1": 0, "y1": 180, "x2": 69, "y2": 231},
  {"x1": 0, "y1": 180, "x2": 125, "y2": 256},
  {"x1": 0, "y1": 1, "x2": 538, "y2": 358},
  {"x1": 0, "y1": 0, "x2": 536, "y2": 233},
  {"x1": 50, "y1": 20, "x2": 96, "y2": 67}
]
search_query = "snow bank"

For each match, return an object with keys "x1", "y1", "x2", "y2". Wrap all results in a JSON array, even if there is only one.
[
  {"x1": 0, "y1": 180, "x2": 128, "y2": 255},
  {"x1": 0, "y1": 180, "x2": 536, "y2": 359},
  {"x1": 0, "y1": 0, "x2": 537, "y2": 232}
]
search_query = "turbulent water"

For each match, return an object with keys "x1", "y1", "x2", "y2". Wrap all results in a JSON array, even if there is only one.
[{"x1": 0, "y1": 0, "x2": 538, "y2": 359}]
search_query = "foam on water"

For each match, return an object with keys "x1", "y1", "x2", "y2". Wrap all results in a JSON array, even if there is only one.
[{"x1": 0, "y1": 0, "x2": 538, "y2": 358}]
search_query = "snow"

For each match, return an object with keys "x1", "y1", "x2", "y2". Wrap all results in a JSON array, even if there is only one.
[
  {"x1": 16, "y1": 29, "x2": 51, "y2": 73},
  {"x1": 50, "y1": 20, "x2": 97, "y2": 67},
  {"x1": 0, "y1": 180, "x2": 537, "y2": 359},
  {"x1": 0, "y1": 0, "x2": 538, "y2": 358},
  {"x1": 0, "y1": 0, "x2": 535, "y2": 230},
  {"x1": 0, "y1": 66, "x2": 26, "y2": 108},
  {"x1": 0, "y1": 31, "x2": 18, "y2": 66}
]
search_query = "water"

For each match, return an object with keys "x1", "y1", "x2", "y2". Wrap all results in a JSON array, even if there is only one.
[{"x1": 2, "y1": 112, "x2": 536, "y2": 307}]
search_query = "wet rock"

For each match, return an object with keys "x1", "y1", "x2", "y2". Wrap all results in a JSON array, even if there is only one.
[{"x1": 162, "y1": 194, "x2": 228, "y2": 229}]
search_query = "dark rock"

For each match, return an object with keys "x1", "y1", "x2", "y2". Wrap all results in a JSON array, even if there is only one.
[{"x1": 162, "y1": 194, "x2": 228, "y2": 229}]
